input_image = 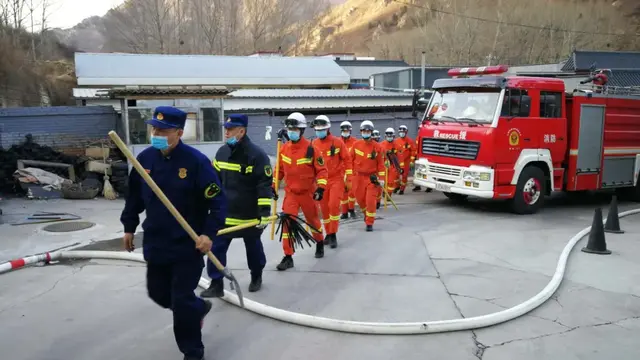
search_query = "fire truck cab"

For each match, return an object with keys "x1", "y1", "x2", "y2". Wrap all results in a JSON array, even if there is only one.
[{"x1": 413, "y1": 65, "x2": 640, "y2": 214}]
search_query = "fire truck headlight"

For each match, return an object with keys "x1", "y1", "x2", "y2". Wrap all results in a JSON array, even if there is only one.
[
  {"x1": 463, "y1": 171, "x2": 491, "y2": 181},
  {"x1": 415, "y1": 163, "x2": 428, "y2": 173}
]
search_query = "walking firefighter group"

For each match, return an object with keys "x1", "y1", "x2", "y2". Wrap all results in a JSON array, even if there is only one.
[{"x1": 119, "y1": 106, "x2": 422, "y2": 360}]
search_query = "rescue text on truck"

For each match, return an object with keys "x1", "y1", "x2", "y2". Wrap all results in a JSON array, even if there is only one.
[{"x1": 412, "y1": 65, "x2": 640, "y2": 214}]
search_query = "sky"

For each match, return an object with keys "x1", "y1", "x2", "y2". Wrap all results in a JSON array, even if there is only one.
[{"x1": 43, "y1": 0, "x2": 126, "y2": 29}]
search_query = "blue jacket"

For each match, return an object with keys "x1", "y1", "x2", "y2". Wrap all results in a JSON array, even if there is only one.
[
  {"x1": 120, "y1": 141, "x2": 227, "y2": 263},
  {"x1": 213, "y1": 135, "x2": 273, "y2": 227}
]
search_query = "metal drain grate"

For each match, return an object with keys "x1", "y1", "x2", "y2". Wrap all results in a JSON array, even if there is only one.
[{"x1": 43, "y1": 221, "x2": 96, "y2": 232}]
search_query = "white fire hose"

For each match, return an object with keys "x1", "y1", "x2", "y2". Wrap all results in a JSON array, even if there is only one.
[{"x1": 2, "y1": 207, "x2": 638, "y2": 335}]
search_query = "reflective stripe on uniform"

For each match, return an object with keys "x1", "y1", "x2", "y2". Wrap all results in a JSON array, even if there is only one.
[
  {"x1": 329, "y1": 215, "x2": 341, "y2": 221},
  {"x1": 322, "y1": 218, "x2": 331, "y2": 224},
  {"x1": 326, "y1": 148, "x2": 340, "y2": 156},
  {"x1": 257, "y1": 198, "x2": 271, "y2": 206},
  {"x1": 317, "y1": 179, "x2": 327, "y2": 186},
  {"x1": 281, "y1": 155, "x2": 292, "y2": 164},
  {"x1": 213, "y1": 160, "x2": 253, "y2": 173},
  {"x1": 354, "y1": 149, "x2": 365, "y2": 156},
  {"x1": 225, "y1": 217, "x2": 257, "y2": 226},
  {"x1": 366, "y1": 211, "x2": 376, "y2": 217},
  {"x1": 378, "y1": 171, "x2": 386, "y2": 176},
  {"x1": 345, "y1": 169, "x2": 353, "y2": 175},
  {"x1": 296, "y1": 158, "x2": 312, "y2": 165}
]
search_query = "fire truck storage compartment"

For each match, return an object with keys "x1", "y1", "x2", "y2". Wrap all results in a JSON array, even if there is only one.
[
  {"x1": 573, "y1": 103, "x2": 605, "y2": 190},
  {"x1": 569, "y1": 94, "x2": 640, "y2": 192}
]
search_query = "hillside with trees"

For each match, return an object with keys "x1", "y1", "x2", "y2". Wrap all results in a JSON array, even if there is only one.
[{"x1": 1, "y1": 0, "x2": 639, "y2": 107}]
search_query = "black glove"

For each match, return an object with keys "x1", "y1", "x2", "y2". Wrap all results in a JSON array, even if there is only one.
[
  {"x1": 313, "y1": 187, "x2": 324, "y2": 201},
  {"x1": 272, "y1": 186, "x2": 279, "y2": 201},
  {"x1": 277, "y1": 128, "x2": 289, "y2": 141},
  {"x1": 369, "y1": 174, "x2": 378, "y2": 185}
]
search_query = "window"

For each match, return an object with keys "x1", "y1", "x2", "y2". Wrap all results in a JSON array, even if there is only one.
[
  {"x1": 500, "y1": 89, "x2": 531, "y2": 117},
  {"x1": 126, "y1": 102, "x2": 224, "y2": 145},
  {"x1": 202, "y1": 108, "x2": 222, "y2": 142},
  {"x1": 127, "y1": 108, "x2": 153, "y2": 145},
  {"x1": 539, "y1": 91, "x2": 562, "y2": 118},
  {"x1": 427, "y1": 90, "x2": 502, "y2": 124}
]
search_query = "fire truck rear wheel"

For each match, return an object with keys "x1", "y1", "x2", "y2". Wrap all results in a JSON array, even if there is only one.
[{"x1": 511, "y1": 166, "x2": 546, "y2": 215}]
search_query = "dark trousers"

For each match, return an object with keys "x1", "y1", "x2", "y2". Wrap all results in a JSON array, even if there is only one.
[
  {"x1": 146, "y1": 258, "x2": 207, "y2": 358},
  {"x1": 207, "y1": 228, "x2": 266, "y2": 280}
]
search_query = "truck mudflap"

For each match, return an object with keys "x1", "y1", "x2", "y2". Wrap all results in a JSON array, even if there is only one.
[{"x1": 412, "y1": 159, "x2": 496, "y2": 199}]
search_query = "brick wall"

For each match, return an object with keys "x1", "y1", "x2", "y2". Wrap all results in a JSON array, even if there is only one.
[{"x1": 0, "y1": 106, "x2": 118, "y2": 154}]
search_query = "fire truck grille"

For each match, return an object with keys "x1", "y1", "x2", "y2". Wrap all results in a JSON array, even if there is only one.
[{"x1": 421, "y1": 138, "x2": 480, "y2": 160}]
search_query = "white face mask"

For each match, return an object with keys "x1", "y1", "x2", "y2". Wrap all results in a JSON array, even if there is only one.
[{"x1": 341, "y1": 131, "x2": 350, "y2": 138}]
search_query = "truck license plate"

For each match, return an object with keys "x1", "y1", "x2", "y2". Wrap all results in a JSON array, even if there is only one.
[{"x1": 435, "y1": 183, "x2": 451, "y2": 192}]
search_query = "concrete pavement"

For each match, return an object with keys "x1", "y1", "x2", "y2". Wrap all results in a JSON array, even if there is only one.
[{"x1": 1, "y1": 191, "x2": 640, "y2": 359}]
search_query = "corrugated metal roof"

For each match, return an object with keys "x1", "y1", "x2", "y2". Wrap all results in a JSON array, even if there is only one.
[
  {"x1": 224, "y1": 96, "x2": 412, "y2": 111},
  {"x1": 75, "y1": 53, "x2": 351, "y2": 86},
  {"x1": 561, "y1": 50, "x2": 640, "y2": 72},
  {"x1": 108, "y1": 88, "x2": 230, "y2": 97},
  {"x1": 228, "y1": 89, "x2": 413, "y2": 98},
  {"x1": 607, "y1": 69, "x2": 640, "y2": 87},
  {"x1": 335, "y1": 60, "x2": 410, "y2": 67}
]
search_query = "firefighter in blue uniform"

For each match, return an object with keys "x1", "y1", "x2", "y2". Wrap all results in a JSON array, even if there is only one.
[
  {"x1": 201, "y1": 114, "x2": 272, "y2": 297},
  {"x1": 120, "y1": 106, "x2": 227, "y2": 360}
]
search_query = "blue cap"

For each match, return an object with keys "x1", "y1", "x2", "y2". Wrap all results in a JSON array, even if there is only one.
[
  {"x1": 224, "y1": 114, "x2": 248, "y2": 128},
  {"x1": 145, "y1": 106, "x2": 187, "y2": 129}
]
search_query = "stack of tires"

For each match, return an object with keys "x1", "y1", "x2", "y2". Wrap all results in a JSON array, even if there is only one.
[{"x1": 109, "y1": 162, "x2": 130, "y2": 198}]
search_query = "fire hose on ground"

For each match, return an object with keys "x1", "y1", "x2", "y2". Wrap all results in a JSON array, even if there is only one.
[{"x1": 2, "y1": 208, "x2": 637, "y2": 335}]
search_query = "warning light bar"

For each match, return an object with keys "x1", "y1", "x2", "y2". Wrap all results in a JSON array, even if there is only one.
[{"x1": 448, "y1": 65, "x2": 509, "y2": 77}]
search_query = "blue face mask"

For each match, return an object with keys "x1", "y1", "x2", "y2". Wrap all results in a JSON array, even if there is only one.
[
  {"x1": 362, "y1": 133, "x2": 371, "y2": 139},
  {"x1": 288, "y1": 130, "x2": 300, "y2": 141},
  {"x1": 150, "y1": 135, "x2": 169, "y2": 150},
  {"x1": 226, "y1": 136, "x2": 238, "y2": 146},
  {"x1": 316, "y1": 130, "x2": 327, "y2": 139}
]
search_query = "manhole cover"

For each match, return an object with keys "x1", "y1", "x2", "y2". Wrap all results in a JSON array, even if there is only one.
[{"x1": 43, "y1": 221, "x2": 96, "y2": 232}]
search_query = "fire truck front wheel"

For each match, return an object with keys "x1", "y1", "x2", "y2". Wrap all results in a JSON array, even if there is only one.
[{"x1": 511, "y1": 166, "x2": 546, "y2": 215}]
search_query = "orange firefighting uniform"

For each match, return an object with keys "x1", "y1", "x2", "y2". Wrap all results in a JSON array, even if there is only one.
[
  {"x1": 274, "y1": 137, "x2": 328, "y2": 255},
  {"x1": 349, "y1": 139, "x2": 385, "y2": 226},
  {"x1": 340, "y1": 136, "x2": 357, "y2": 215},
  {"x1": 312, "y1": 134, "x2": 351, "y2": 235},
  {"x1": 394, "y1": 135, "x2": 417, "y2": 192},
  {"x1": 379, "y1": 139, "x2": 402, "y2": 194}
]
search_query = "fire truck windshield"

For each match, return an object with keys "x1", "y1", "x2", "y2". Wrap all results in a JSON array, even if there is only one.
[{"x1": 425, "y1": 90, "x2": 502, "y2": 124}]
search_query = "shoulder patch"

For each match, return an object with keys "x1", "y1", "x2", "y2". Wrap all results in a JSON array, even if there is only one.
[
  {"x1": 178, "y1": 168, "x2": 187, "y2": 179},
  {"x1": 317, "y1": 156, "x2": 325, "y2": 166},
  {"x1": 204, "y1": 183, "x2": 221, "y2": 199},
  {"x1": 264, "y1": 164, "x2": 273, "y2": 177}
]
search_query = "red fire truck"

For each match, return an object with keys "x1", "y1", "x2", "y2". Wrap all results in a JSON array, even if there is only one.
[{"x1": 412, "y1": 65, "x2": 640, "y2": 214}]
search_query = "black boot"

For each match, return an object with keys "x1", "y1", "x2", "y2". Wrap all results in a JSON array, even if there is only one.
[
  {"x1": 340, "y1": 213, "x2": 349, "y2": 220},
  {"x1": 276, "y1": 255, "x2": 294, "y2": 271},
  {"x1": 315, "y1": 241, "x2": 324, "y2": 258},
  {"x1": 183, "y1": 355, "x2": 204, "y2": 360},
  {"x1": 412, "y1": 186, "x2": 421, "y2": 192},
  {"x1": 393, "y1": 188, "x2": 399, "y2": 194},
  {"x1": 366, "y1": 225, "x2": 373, "y2": 232},
  {"x1": 329, "y1": 233, "x2": 338, "y2": 248},
  {"x1": 200, "y1": 278, "x2": 224, "y2": 298},
  {"x1": 348, "y1": 209, "x2": 356, "y2": 218},
  {"x1": 399, "y1": 190, "x2": 404, "y2": 195},
  {"x1": 248, "y1": 273, "x2": 262, "y2": 292},
  {"x1": 323, "y1": 235, "x2": 331, "y2": 245},
  {"x1": 425, "y1": 188, "x2": 432, "y2": 192},
  {"x1": 376, "y1": 202, "x2": 381, "y2": 209}
]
